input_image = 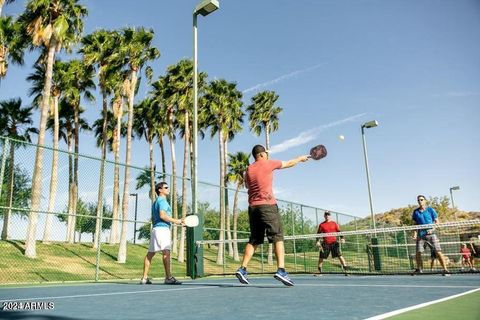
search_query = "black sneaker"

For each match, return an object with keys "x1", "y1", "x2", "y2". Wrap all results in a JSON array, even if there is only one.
[
  {"x1": 441, "y1": 270, "x2": 451, "y2": 277},
  {"x1": 164, "y1": 277, "x2": 182, "y2": 285},
  {"x1": 343, "y1": 266, "x2": 349, "y2": 276},
  {"x1": 411, "y1": 269, "x2": 423, "y2": 276},
  {"x1": 140, "y1": 277, "x2": 153, "y2": 285}
]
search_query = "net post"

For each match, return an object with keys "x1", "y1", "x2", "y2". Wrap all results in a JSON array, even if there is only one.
[{"x1": 371, "y1": 237, "x2": 382, "y2": 271}]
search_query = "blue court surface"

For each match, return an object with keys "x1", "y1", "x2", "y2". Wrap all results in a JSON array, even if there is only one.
[{"x1": 1, "y1": 274, "x2": 479, "y2": 320}]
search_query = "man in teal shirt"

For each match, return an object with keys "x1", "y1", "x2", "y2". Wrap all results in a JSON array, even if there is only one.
[
  {"x1": 141, "y1": 182, "x2": 184, "y2": 284},
  {"x1": 412, "y1": 195, "x2": 450, "y2": 276}
]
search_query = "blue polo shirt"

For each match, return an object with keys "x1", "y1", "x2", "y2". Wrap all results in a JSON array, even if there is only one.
[
  {"x1": 152, "y1": 196, "x2": 171, "y2": 228},
  {"x1": 412, "y1": 206, "x2": 438, "y2": 237}
]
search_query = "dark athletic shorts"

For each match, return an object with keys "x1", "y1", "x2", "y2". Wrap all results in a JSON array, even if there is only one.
[
  {"x1": 248, "y1": 204, "x2": 284, "y2": 245},
  {"x1": 319, "y1": 242, "x2": 342, "y2": 259}
]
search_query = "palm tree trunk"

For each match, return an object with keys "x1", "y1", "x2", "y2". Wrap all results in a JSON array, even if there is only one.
[
  {"x1": 178, "y1": 111, "x2": 189, "y2": 263},
  {"x1": 109, "y1": 99, "x2": 122, "y2": 245},
  {"x1": 216, "y1": 131, "x2": 225, "y2": 265},
  {"x1": 148, "y1": 138, "x2": 155, "y2": 201},
  {"x1": 158, "y1": 136, "x2": 166, "y2": 179},
  {"x1": 118, "y1": 71, "x2": 137, "y2": 263},
  {"x1": 25, "y1": 39, "x2": 57, "y2": 258},
  {"x1": 0, "y1": 144, "x2": 14, "y2": 240},
  {"x1": 67, "y1": 133, "x2": 75, "y2": 242},
  {"x1": 93, "y1": 92, "x2": 108, "y2": 249},
  {"x1": 169, "y1": 136, "x2": 178, "y2": 255},
  {"x1": 43, "y1": 95, "x2": 60, "y2": 244},
  {"x1": 224, "y1": 139, "x2": 233, "y2": 257},
  {"x1": 68, "y1": 103, "x2": 80, "y2": 244},
  {"x1": 233, "y1": 183, "x2": 240, "y2": 261}
]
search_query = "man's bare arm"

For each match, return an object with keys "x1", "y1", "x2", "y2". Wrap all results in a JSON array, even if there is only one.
[{"x1": 281, "y1": 155, "x2": 309, "y2": 169}]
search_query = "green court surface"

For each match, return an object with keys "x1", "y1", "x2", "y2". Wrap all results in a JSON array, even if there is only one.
[{"x1": 387, "y1": 289, "x2": 480, "y2": 320}]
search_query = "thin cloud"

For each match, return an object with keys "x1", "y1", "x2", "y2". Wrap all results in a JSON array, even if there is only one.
[
  {"x1": 445, "y1": 92, "x2": 480, "y2": 97},
  {"x1": 269, "y1": 113, "x2": 366, "y2": 154},
  {"x1": 242, "y1": 63, "x2": 328, "y2": 94}
]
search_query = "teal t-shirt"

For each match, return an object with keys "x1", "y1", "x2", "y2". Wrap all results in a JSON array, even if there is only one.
[{"x1": 152, "y1": 196, "x2": 171, "y2": 228}]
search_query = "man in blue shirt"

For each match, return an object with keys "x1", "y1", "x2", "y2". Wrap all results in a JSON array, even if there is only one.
[
  {"x1": 411, "y1": 195, "x2": 450, "y2": 276},
  {"x1": 141, "y1": 182, "x2": 184, "y2": 285}
]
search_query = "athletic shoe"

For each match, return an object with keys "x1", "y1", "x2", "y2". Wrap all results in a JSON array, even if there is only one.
[
  {"x1": 313, "y1": 273, "x2": 323, "y2": 277},
  {"x1": 164, "y1": 277, "x2": 182, "y2": 285},
  {"x1": 274, "y1": 269, "x2": 294, "y2": 286},
  {"x1": 235, "y1": 267, "x2": 249, "y2": 284},
  {"x1": 140, "y1": 277, "x2": 153, "y2": 285},
  {"x1": 343, "y1": 266, "x2": 349, "y2": 276},
  {"x1": 441, "y1": 270, "x2": 451, "y2": 277},
  {"x1": 411, "y1": 269, "x2": 423, "y2": 276}
]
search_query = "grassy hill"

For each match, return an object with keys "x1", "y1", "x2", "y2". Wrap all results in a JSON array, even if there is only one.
[{"x1": 343, "y1": 196, "x2": 479, "y2": 230}]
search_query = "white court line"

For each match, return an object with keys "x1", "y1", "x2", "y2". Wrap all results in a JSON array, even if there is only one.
[
  {"x1": 294, "y1": 283, "x2": 478, "y2": 289},
  {"x1": 0, "y1": 286, "x2": 211, "y2": 303},
  {"x1": 363, "y1": 287, "x2": 480, "y2": 320}
]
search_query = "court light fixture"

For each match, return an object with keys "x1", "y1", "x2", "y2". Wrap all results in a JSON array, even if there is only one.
[
  {"x1": 194, "y1": 0, "x2": 219, "y2": 16},
  {"x1": 362, "y1": 120, "x2": 379, "y2": 129}
]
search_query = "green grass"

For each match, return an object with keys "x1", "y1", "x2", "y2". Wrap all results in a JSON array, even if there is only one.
[
  {"x1": 0, "y1": 240, "x2": 186, "y2": 284},
  {"x1": 388, "y1": 290, "x2": 480, "y2": 320}
]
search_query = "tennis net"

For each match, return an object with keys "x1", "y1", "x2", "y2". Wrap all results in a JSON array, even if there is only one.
[{"x1": 196, "y1": 220, "x2": 480, "y2": 276}]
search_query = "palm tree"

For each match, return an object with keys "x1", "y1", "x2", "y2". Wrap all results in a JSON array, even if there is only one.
[
  {"x1": 164, "y1": 59, "x2": 207, "y2": 262},
  {"x1": 61, "y1": 59, "x2": 95, "y2": 243},
  {"x1": 0, "y1": 0, "x2": 16, "y2": 16},
  {"x1": 18, "y1": 0, "x2": 88, "y2": 258},
  {"x1": 27, "y1": 60, "x2": 68, "y2": 244},
  {"x1": 227, "y1": 151, "x2": 249, "y2": 261},
  {"x1": 246, "y1": 90, "x2": 282, "y2": 264},
  {"x1": 0, "y1": 98, "x2": 38, "y2": 240},
  {"x1": 0, "y1": 15, "x2": 24, "y2": 80},
  {"x1": 81, "y1": 29, "x2": 123, "y2": 248},
  {"x1": 203, "y1": 79, "x2": 243, "y2": 264},
  {"x1": 133, "y1": 97, "x2": 157, "y2": 201},
  {"x1": 117, "y1": 27, "x2": 160, "y2": 263}
]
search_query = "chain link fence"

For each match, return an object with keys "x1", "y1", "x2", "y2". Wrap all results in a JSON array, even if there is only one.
[{"x1": 0, "y1": 136, "x2": 360, "y2": 284}]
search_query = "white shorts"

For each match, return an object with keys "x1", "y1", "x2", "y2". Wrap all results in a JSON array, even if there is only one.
[{"x1": 148, "y1": 227, "x2": 172, "y2": 252}]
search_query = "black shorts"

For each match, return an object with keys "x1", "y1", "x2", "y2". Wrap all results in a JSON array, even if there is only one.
[
  {"x1": 319, "y1": 242, "x2": 342, "y2": 259},
  {"x1": 248, "y1": 204, "x2": 284, "y2": 245}
]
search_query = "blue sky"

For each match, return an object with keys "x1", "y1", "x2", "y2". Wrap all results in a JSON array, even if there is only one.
[{"x1": 2, "y1": 0, "x2": 480, "y2": 222}]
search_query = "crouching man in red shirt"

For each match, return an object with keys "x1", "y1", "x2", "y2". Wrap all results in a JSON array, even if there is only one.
[{"x1": 316, "y1": 211, "x2": 349, "y2": 276}]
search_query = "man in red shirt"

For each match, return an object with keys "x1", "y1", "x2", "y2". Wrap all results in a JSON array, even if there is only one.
[
  {"x1": 235, "y1": 144, "x2": 309, "y2": 286},
  {"x1": 316, "y1": 211, "x2": 348, "y2": 276}
]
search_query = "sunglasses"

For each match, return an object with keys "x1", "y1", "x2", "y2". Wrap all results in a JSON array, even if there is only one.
[
  {"x1": 418, "y1": 199, "x2": 425, "y2": 201},
  {"x1": 163, "y1": 186, "x2": 169, "y2": 189}
]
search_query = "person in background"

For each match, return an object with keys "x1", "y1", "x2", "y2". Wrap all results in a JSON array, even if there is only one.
[
  {"x1": 315, "y1": 211, "x2": 349, "y2": 276},
  {"x1": 411, "y1": 195, "x2": 450, "y2": 276}
]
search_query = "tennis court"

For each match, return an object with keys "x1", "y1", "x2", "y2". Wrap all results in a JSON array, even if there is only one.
[{"x1": 1, "y1": 274, "x2": 479, "y2": 320}]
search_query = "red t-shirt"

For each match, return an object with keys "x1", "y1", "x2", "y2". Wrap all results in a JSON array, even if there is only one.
[
  {"x1": 317, "y1": 220, "x2": 340, "y2": 244},
  {"x1": 461, "y1": 247, "x2": 471, "y2": 259},
  {"x1": 245, "y1": 159, "x2": 282, "y2": 206}
]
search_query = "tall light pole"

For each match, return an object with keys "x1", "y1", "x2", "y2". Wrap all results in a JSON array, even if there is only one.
[
  {"x1": 361, "y1": 120, "x2": 379, "y2": 231},
  {"x1": 449, "y1": 186, "x2": 460, "y2": 225},
  {"x1": 361, "y1": 120, "x2": 380, "y2": 271},
  {"x1": 449, "y1": 186, "x2": 460, "y2": 209},
  {"x1": 130, "y1": 193, "x2": 138, "y2": 244},
  {"x1": 190, "y1": 0, "x2": 219, "y2": 279}
]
